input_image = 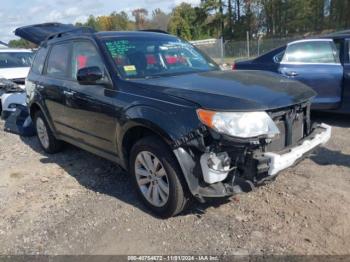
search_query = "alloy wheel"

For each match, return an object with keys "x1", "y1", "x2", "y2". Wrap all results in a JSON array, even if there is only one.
[
  {"x1": 134, "y1": 151, "x2": 170, "y2": 207},
  {"x1": 36, "y1": 117, "x2": 49, "y2": 149}
]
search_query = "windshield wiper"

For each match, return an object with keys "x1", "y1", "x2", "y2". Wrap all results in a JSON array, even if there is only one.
[
  {"x1": 126, "y1": 75, "x2": 162, "y2": 80},
  {"x1": 148, "y1": 69, "x2": 213, "y2": 78},
  {"x1": 127, "y1": 69, "x2": 216, "y2": 80}
]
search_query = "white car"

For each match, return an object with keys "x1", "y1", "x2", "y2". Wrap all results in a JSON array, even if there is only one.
[{"x1": 0, "y1": 48, "x2": 33, "y2": 119}]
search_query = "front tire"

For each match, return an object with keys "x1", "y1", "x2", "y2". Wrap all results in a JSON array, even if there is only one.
[
  {"x1": 34, "y1": 111, "x2": 63, "y2": 154},
  {"x1": 130, "y1": 136, "x2": 188, "y2": 218}
]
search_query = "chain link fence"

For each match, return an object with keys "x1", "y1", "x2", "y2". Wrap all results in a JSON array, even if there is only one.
[
  {"x1": 190, "y1": 38, "x2": 224, "y2": 62},
  {"x1": 192, "y1": 36, "x2": 301, "y2": 65}
]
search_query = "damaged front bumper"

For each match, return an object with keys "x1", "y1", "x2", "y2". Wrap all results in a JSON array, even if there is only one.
[
  {"x1": 173, "y1": 123, "x2": 331, "y2": 201},
  {"x1": 264, "y1": 123, "x2": 331, "y2": 176}
]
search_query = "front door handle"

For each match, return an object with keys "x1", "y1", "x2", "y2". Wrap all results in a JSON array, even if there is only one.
[
  {"x1": 285, "y1": 71, "x2": 298, "y2": 77},
  {"x1": 36, "y1": 84, "x2": 44, "y2": 90},
  {"x1": 63, "y1": 90, "x2": 76, "y2": 97}
]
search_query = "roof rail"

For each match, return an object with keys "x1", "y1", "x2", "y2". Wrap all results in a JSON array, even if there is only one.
[
  {"x1": 43, "y1": 26, "x2": 95, "y2": 46},
  {"x1": 138, "y1": 29, "x2": 169, "y2": 34},
  {"x1": 326, "y1": 29, "x2": 350, "y2": 37}
]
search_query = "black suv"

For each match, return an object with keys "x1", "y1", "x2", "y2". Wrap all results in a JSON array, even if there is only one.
[{"x1": 18, "y1": 23, "x2": 331, "y2": 217}]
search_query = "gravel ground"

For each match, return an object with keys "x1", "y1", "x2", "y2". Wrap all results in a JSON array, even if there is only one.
[{"x1": 0, "y1": 112, "x2": 350, "y2": 255}]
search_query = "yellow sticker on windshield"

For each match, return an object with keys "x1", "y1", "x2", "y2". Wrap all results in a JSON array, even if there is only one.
[
  {"x1": 123, "y1": 65, "x2": 137, "y2": 76},
  {"x1": 124, "y1": 65, "x2": 136, "y2": 72}
]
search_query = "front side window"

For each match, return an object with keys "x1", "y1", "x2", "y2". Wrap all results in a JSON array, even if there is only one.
[
  {"x1": 0, "y1": 52, "x2": 33, "y2": 68},
  {"x1": 71, "y1": 41, "x2": 105, "y2": 79},
  {"x1": 46, "y1": 43, "x2": 70, "y2": 78},
  {"x1": 31, "y1": 48, "x2": 47, "y2": 74},
  {"x1": 103, "y1": 37, "x2": 218, "y2": 79},
  {"x1": 282, "y1": 41, "x2": 339, "y2": 64}
]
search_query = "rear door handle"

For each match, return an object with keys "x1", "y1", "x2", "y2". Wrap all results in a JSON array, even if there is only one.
[{"x1": 285, "y1": 71, "x2": 298, "y2": 77}]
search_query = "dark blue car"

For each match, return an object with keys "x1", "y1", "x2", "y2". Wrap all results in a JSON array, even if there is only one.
[{"x1": 234, "y1": 31, "x2": 350, "y2": 112}]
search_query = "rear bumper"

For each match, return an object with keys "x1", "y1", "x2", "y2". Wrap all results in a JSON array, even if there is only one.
[{"x1": 264, "y1": 123, "x2": 331, "y2": 176}]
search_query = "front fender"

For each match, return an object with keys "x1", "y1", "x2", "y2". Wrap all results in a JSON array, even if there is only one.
[
  {"x1": 117, "y1": 104, "x2": 200, "y2": 167},
  {"x1": 128, "y1": 105, "x2": 199, "y2": 139}
]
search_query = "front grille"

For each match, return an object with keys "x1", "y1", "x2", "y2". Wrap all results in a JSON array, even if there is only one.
[
  {"x1": 266, "y1": 103, "x2": 310, "y2": 152},
  {"x1": 271, "y1": 120, "x2": 286, "y2": 151}
]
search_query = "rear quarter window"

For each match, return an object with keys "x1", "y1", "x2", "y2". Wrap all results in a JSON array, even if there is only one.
[{"x1": 31, "y1": 48, "x2": 47, "y2": 74}]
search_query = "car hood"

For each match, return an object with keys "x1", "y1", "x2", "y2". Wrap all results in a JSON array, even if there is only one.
[
  {"x1": 15, "y1": 23, "x2": 77, "y2": 45},
  {"x1": 0, "y1": 67, "x2": 29, "y2": 80},
  {"x1": 130, "y1": 70, "x2": 316, "y2": 111}
]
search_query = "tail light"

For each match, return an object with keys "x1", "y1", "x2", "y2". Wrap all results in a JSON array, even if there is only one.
[{"x1": 232, "y1": 62, "x2": 236, "y2": 70}]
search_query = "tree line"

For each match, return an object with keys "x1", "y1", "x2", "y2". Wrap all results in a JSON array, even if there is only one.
[{"x1": 8, "y1": 0, "x2": 350, "y2": 48}]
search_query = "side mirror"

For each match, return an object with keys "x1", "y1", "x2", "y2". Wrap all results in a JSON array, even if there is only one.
[
  {"x1": 273, "y1": 52, "x2": 285, "y2": 64},
  {"x1": 77, "y1": 66, "x2": 103, "y2": 85}
]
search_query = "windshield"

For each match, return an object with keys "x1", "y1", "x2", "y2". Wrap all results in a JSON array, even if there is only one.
[
  {"x1": 0, "y1": 52, "x2": 33, "y2": 68},
  {"x1": 103, "y1": 37, "x2": 219, "y2": 79}
]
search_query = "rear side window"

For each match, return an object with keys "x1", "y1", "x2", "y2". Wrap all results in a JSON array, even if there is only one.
[
  {"x1": 46, "y1": 43, "x2": 70, "y2": 78},
  {"x1": 282, "y1": 41, "x2": 339, "y2": 64},
  {"x1": 31, "y1": 48, "x2": 47, "y2": 74}
]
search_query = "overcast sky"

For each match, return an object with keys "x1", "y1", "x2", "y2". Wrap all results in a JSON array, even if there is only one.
[{"x1": 0, "y1": 0, "x2": 200, "y2": 43}]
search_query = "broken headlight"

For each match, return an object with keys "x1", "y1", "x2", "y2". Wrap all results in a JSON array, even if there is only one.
[{"x1": 197, "y1": 109, "x2": 280, "y2": 138}]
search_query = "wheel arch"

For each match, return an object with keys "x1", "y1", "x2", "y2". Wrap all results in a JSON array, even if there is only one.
[
  {"x1": 118, "y1": 104, "x2": 199, "y2": 169},
  {"x1": 120, "y1": 121, "x2": 175, "y2": 170},
  {"x1": 29, "y1": 102, "x2": 57, "y2": 136},
  {"x1": 29, "y1": 102, "x2": 42, "y2": 119}
]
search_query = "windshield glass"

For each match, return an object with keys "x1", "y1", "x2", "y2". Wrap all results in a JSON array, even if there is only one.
[
  {"x1": 103, "y1": 37, "x2": 219, "y2": 79},
  {"x1": 0, "y1": 52, "x2": 33, "y2": 68}
]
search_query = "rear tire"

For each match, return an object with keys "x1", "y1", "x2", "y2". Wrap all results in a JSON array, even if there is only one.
[
  {"x1": 34, "y1": 111, "x2": 63, "y2": 154},
  {"x1": 130, "y1": 136, "x2": 188, "y2": 218}
]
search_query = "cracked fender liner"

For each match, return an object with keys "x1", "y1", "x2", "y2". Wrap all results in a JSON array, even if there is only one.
[
  {"x1": 172, "y1": 125, "x2": 207, "y2": 149},
  {"x1": 173, "y1": 147, "x2": 233, "y2": 201},
  {"x1": 173, "y1": 147, "x2": 201, "y2": 197}
]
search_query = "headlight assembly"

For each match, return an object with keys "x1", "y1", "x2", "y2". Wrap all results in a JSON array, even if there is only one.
[{"x1": 197, "y1": 109, "x2": 280, "y2": 138}]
